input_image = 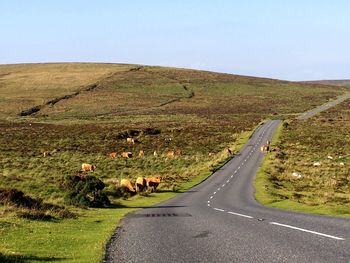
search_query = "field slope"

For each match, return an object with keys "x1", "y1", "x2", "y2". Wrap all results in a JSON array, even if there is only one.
[{"x1": 0, "y1": 63, "x2": 348, "y2": 262}]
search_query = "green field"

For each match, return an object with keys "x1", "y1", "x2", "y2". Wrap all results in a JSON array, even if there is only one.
[
  {"x1": 0, "y1": 63, "x2": 347, "y2": 262},
  {"x1": 256, "y1": 98, "x2": 350, "y2": 216}
]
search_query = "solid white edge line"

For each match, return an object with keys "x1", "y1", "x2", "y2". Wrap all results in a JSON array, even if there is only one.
[
  {"x1": 269, "y1": 222, "x2": 345, "y2": 241},
  {"x1": 213, "y1": 208, "x2": 225, "y2": 212},
  {"x1": 227, "y1": 211, "x2": 253, "y2": 219}
]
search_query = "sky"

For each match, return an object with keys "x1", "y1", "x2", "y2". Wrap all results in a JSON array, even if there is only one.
[{"x1": 1, "y1": 0, "x2": 349, "y2": 81}]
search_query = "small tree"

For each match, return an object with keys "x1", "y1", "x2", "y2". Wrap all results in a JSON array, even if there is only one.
[{"x1": 64, "y1": 175, "x2": 110, "y2": 208}]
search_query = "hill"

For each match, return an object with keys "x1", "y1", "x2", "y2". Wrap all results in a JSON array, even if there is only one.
[
  {"x1": 0, "y1": 63, "x2": 348, "y2": 262},
  {"x1": 302, "y1": 79, "x2": 350, "y2": 87}
]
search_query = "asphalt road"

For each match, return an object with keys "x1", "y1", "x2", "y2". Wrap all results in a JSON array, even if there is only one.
[
  {"x1": 297, "y1": 92, "x2": 350, "y2": 120},
  {"x1": 106, "y1": 96, "x2": 350, "y2": 263}
]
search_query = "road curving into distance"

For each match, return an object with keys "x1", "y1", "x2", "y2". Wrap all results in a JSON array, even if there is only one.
[{"x1": 105, "y1": 94, "x2": 350, "y2": 263}]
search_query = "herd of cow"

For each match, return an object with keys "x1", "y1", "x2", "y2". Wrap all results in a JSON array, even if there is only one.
[{"x1": 79, "y1": 137, "x2": 184, "y2": 194}]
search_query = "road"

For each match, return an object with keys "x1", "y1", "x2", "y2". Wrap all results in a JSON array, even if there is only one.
[
  {"x1": 297, "y1": 92, "x2": 350, "y2": 120},
  {"x1": 105, "y1": 97, "x2": 350, "y2": 263}
]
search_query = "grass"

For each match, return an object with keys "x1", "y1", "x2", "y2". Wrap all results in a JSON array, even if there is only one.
[
  {"x1": 255, "y1": 99, "x2": 350, "y2": 217},
  {"x1": 0, "y1": 63, "x2": 348, "y2": 261}
]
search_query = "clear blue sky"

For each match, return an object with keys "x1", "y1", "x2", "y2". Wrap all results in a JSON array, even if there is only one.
[{"x1": 1, "y1": 0, "x2": 349, "y2": 80}]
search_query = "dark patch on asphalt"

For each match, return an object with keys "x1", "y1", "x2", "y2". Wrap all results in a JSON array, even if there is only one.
[
  {"x1": 129, "y1": 213, "x2": 192, "y2": 218},
  {"x1": 192, "y1": 230, "x2": 210, "y2": 239}
]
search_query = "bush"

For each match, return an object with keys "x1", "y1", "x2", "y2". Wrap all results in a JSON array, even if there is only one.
[
  {"x1": 0, "y1": 188, "x2": 41, "y2": 209},
  {"x1": 64, "y1": 175, "x2": 110, "y2": 208}
]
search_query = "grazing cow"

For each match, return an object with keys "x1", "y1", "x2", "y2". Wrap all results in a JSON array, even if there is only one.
[
  {"x1": 153, "y1": 151, "x2": 158, "y2": 157},
  {"x1": 266, "y1": 140, "x2": 271, "y2": 146},
  {"x1": 126, "y1": 138, "x2": 135, "y2": 144},
  {"x1": 121, "y1": 152, "x2": 133, "y2": 158},
  {"x1": 109, "y1": 152, "x2": 117, "y2": 158},
  {"x1": 81, "y1": 163, "x2": 95, "y2": 172},
  {"x1": 43, "y1": 151, "x2": 51, "y2": 157},
  {"x1": 166, "y1": 150, "x2": 175, "y2": 158},
  {"x1": 175, "y1": 148, "x2": 182, "y2": 156},
  {"x1": 146, "y1": 176, "x2": 161, "y2": 192},
  {"x1": 291, "y1": 172, "x2": 302, "y2": 179},
  {"x1": 260, "y1": 144, "x2": 269, "y2": 153},
  {"x1": 120, "y1": 179, "x2": 136, "y2": 192},
  {"x1": 135, "y1": 177, "x2": 147, "y2": 192},
  {"x1": 327, "y1": 155, "x2": 333, "y2": 160},
  {"x1": 340, "y1": 162, "x2": 345, "y2": 166},
  {"x1": 226, "y1": 148, "x2": 232, "y2": 155},
  {"x1": 139, "y1": 149, "x2": 145, "y2": 157},
  {"x1": 313, "y1": 162, "x2": 321, "y2": 166}
]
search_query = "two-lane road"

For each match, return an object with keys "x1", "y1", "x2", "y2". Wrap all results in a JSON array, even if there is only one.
[{"x1": 106, "y1": 95, "x2": 350, "y2": 263}]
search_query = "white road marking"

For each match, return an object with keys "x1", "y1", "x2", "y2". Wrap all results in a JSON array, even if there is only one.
[
  {"x1": 207, "y1": 203, "x2": 210, "y2": 207},
  {"x1": 213, "y1": 191, "x2": 217, "y2": 194},
  {"x1": 227, "y1": 211, "x2": 253, "y2": 219},
  {"x1": 210, "y1": 196, "x2": 213, "y2": 199},
  {"x1": 207, "y1": 200, "x2": 210, "y2": 203},
  {"x1": 222, "y1": 184, "x2": 225, "y2": 187},
  {"x1": 230, "y1": 175, "x2": 233, "y2": 178},
  {"x1": 213, "y1": 208, "x2": 225, "y2": 212},
  {"x1": 218, "y1": 188, "x2": 221, "y2": 191},
  {"x1": 269, "y1": 222, "x2": 345, "y2": 241},
  {"x1": 238, "y1": 166, "x2": 241, "y2": 169}
]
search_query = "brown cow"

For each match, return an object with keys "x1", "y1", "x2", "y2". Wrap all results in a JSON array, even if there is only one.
[
  {"x1": 175, "y1": 148, "x2": 182, "y2": 156},
  {"x1": 109, "y1": 152, "x2": 117, "y2": 158},
  {"x1": 260, "y1": 144, "x2": 269, "y2": 153},
  {"x1": 138, "y1": 150, "x2": 145, "y2": 157},
  {"x1": 126, "y1": 137, "x2": 135, "y2": 144},
  {"x1": 135, "y1": 177, "x2": 147, "y2": 192},
  {"x1": 226, "y1": 148, "x2": 232, "y2": 155},
  {"x1": 166, "y1": 150, "x2": 175, "y2": 158},
  {"x1": 146, "y1": 176, "x2": 161, "y2": 192},
  {"x1": 121, "y1": 152, "x2": 133, "y2": 158},
  {"x1": 81, "y1": 163, "x2": 95, "y2": 172},
  {"x1": 120, "y1": 178, "x2": 136, "y2": 192}
]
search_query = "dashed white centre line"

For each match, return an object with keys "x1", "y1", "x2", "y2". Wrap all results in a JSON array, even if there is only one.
[
  {"x1": 269, "y1": 222, "x2": 345, "y2": 241},
  {"x1": 226, "y1": 180, "x2": 230, "y2": 183},
  {"x1": 222, "y1": 184, "x2": 225, "y2": 187},
  {"x1": 227, "y1": 211, "x2": 253, "y2": 219},
  {"x1": 210, "y1": 196, "x2": 213, "y2": 199},
  {"x1": 213, "y1": 208, "x2": 225, "y2": 212},
  {"x1": 213, "y1": 191, "x2": 217, "y2": 194}
]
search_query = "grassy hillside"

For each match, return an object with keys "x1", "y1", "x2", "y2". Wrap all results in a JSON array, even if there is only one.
[
  {"x1": 256, "y1": 99, "x2": 350, "y2": 216},
  {"x1": 0, "y1": 63, "x2": 347, "y2": 262},
  {"x1": 302, "y1": 79, "x2": 350, "y2": 87}
]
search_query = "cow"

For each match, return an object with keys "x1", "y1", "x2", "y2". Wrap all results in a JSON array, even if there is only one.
[
  {"x1": 166, "y1": 150, "x2": 175, "y2": 158},
  {"x1": 135, "y1": 177, "x2": 147, "y2": 192},
  {"x1": 81, "y1": 163, "x2": 95, "y2": 172},
  {"x1": 260, "y1": 144, "x2": 269, "y2": 153},
  {"x1": 226, "y1": 148, "x2": 232, "y2": 155},
  {"x1": 139, "y1": 149, "x2": 145, "y2": 157},
  {"x1": 126, "y1": 138, "x2": 135, "y2": 144},
  {"x1": 153, "y1": 151, "x2": 158, "y2": 157},
  {"x1": 43, "y1": 151, "x2": 51, "y2": 157},
  {"x1": 121, "y1": 152, "x2": 133, "y2": 158},
  {"x1": 266, "y1": 140, "x2": 271, "y2": 146},
  {"x1": 120, "y1": 178, "x2": 136, "y2": 193},
  {"x1": 313, "y1": 162, "x2": 321, "y2": 166},
  {"x1": 175, "y1": 148, "x2": 182, "y2": 156},
  {"x1": 109, "y1": 152, "x2": 117, "y2": 158},
  {"x1": 146, "y1": 176, "x2": 161, "y2": 192}
]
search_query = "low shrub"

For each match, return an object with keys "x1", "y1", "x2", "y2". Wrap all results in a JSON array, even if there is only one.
[{"x1": 64, "y1": 175, "x2": 110, "y2": 208}]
